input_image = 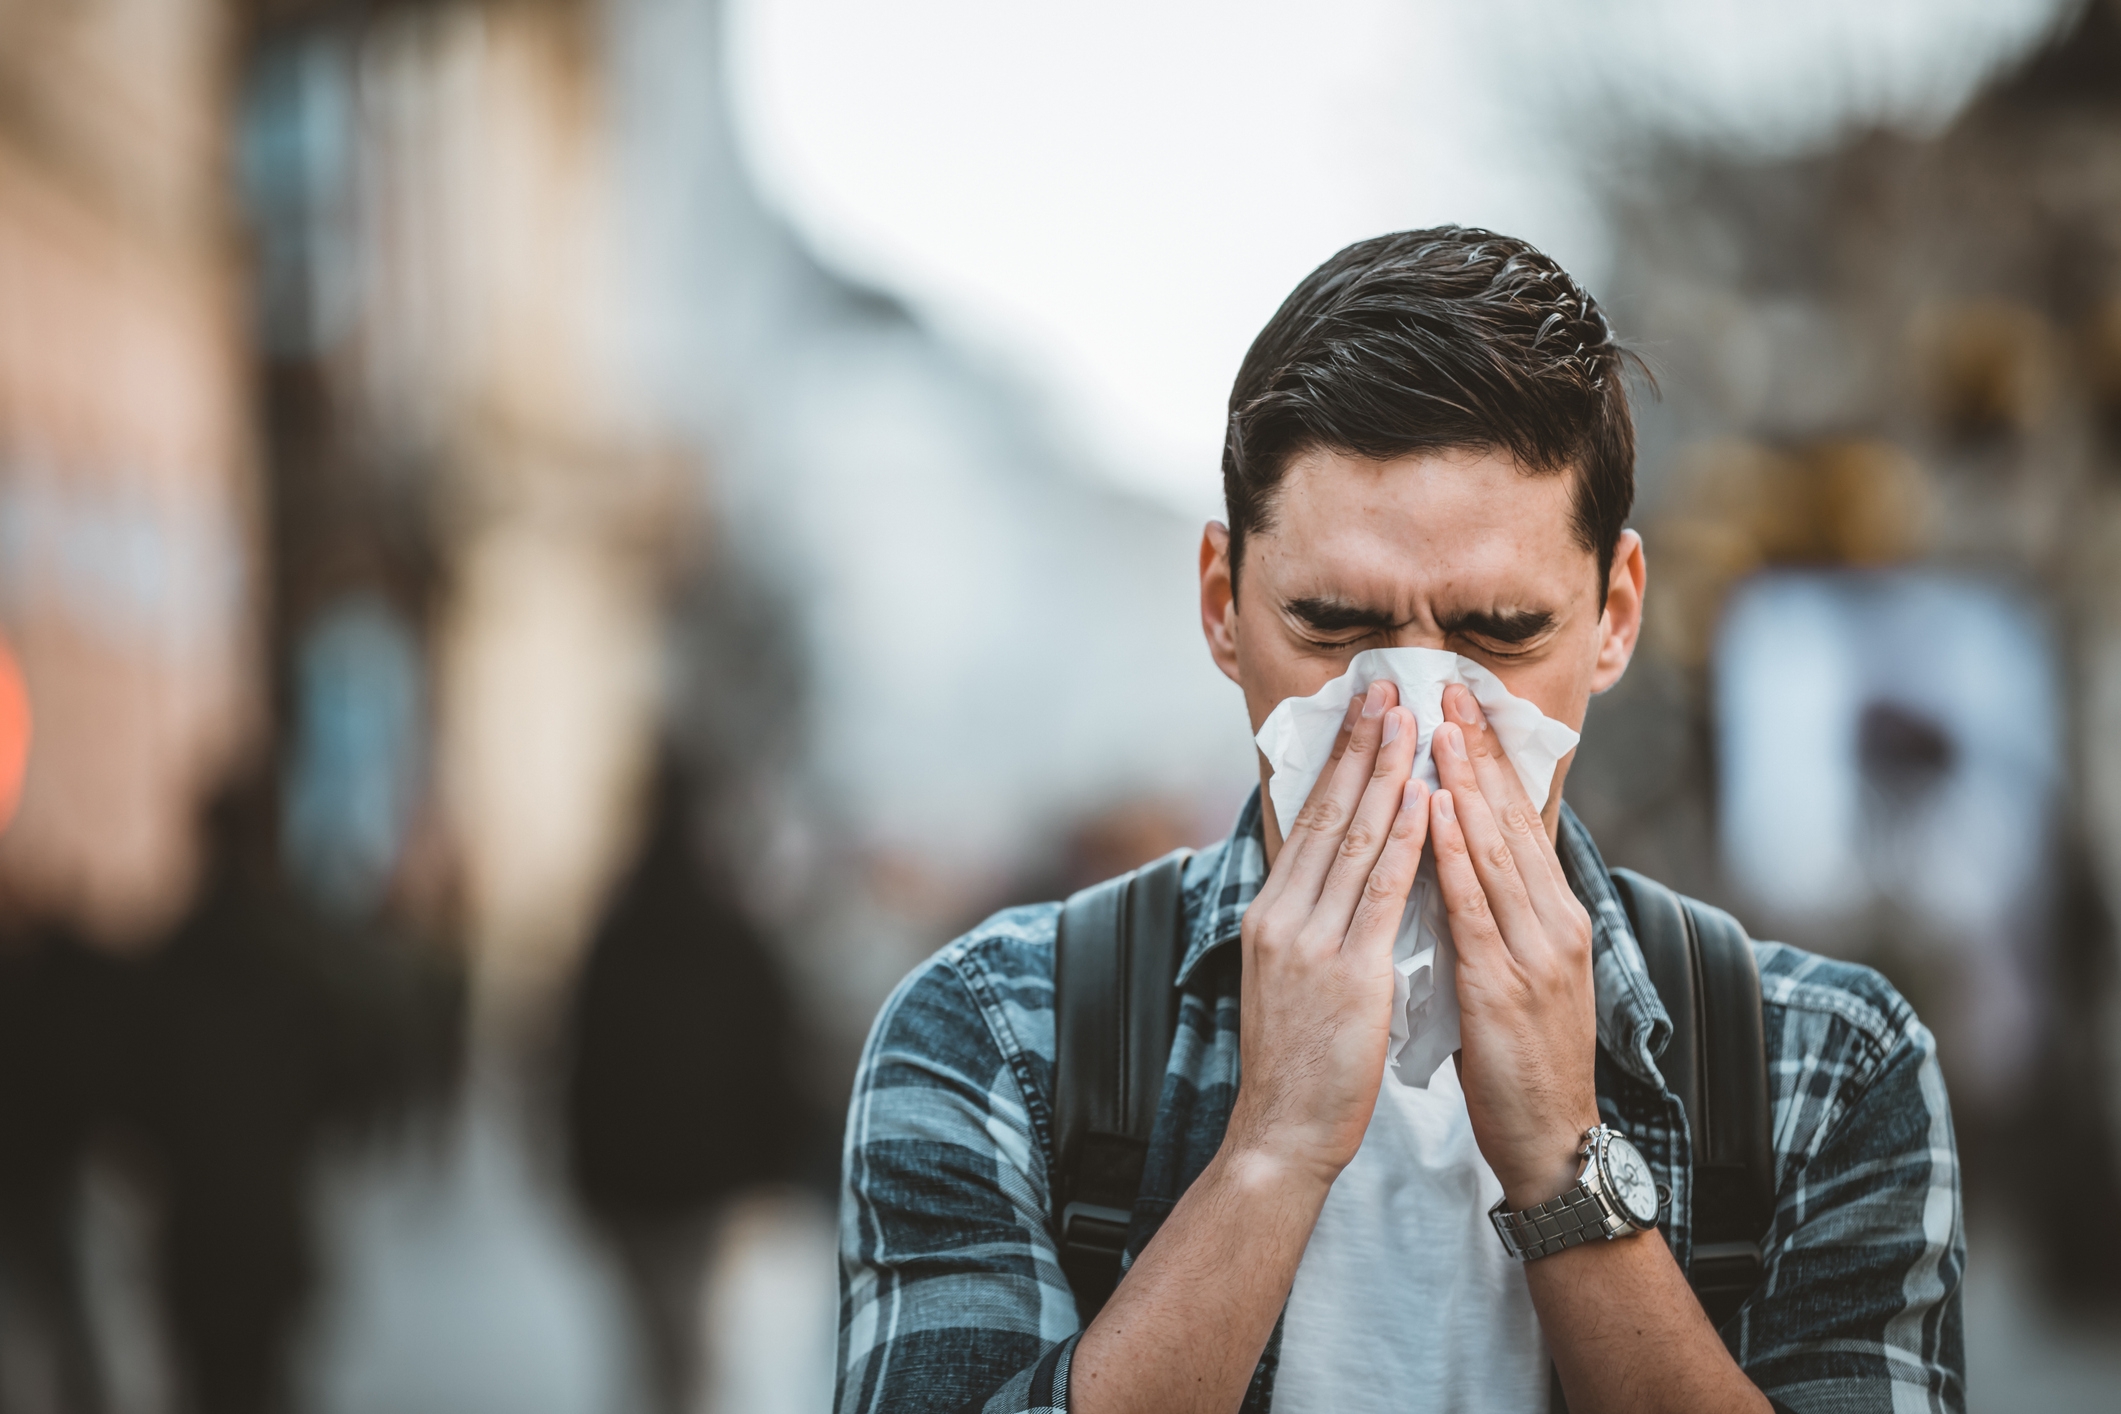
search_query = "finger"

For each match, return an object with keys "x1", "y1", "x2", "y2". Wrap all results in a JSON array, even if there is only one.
[
  {"x1": 1343, "y1": 776, "x2": 1431, "y2": 960},
  {"x1": 1276, "y1": 692, "x2": 1364, "y2": 847},
  {"x1": 1430, "y1": 720, "x2": 1545, "y2": 949},
  {"x1": 1426, "y1": 788, "x2": 1511, "y2": 971},
  {"x1": 1443, "y1": 685, "x2": 1563, "y2": 885},
  {"x1": 1312, "y1": 705, "x2": 1420, "y2": 936},
  {"x1": 1277, "y1": 680, "x2": 1401, "y2": 906},
  {"x1": 1254, "y1": 691, "x2": 1364, "y2": 910},
  {"x1": 1441, "y1": 685, "x2": 1574, "y2": 918}
]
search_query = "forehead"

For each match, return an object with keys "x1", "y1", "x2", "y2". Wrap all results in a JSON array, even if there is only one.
[{"x1": 1250, "y1": 446, "x2": 1591, "y2": 606}]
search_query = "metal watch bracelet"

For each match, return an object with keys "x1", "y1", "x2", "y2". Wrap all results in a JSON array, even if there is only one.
[{"x1": 1488, "y1": 1125, "x2": 1655, "y2": 1262}]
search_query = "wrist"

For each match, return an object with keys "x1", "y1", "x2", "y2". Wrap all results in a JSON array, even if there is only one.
[
  {"x1": 1497, "y1": 1115, "x2": 1601, "y2": 1211},
  {"x1": 1209, "y1": 1134, "x2": 1338, "y2": 1212}
]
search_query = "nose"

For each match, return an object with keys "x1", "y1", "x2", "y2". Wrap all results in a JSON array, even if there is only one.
[{"x1": 1384, "y1": 624, "x2": 1448, "y2": 651}]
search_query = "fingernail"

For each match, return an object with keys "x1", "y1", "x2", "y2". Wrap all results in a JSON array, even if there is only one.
[
  {"x1": 1361, "y1": 682, "x2": 1388, "y2": 719},
  {"x1": 1452, "y1": 688, "x2": 1487, "y2": 730},
  {"x1": 1438, "y1": 722, "x2": 1466, "y2": 761},
  {"x1": 1341, "y1": 696, "x2": 1364, "y2": 729},
  {"x1": 1434, "y1": 789, "x2": 1455, "y2": 822},
  {"x1": 1402, "y1": 778, "x2": 1426, "y2": 813},
  {"x1": 1381, "y1": 709, "x2": 1403, "y2": 745}
]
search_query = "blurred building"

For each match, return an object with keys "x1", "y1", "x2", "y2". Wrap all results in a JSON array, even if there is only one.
[
  {"x1": 1578, "y1": 0, "x2": 2121, "y2": 1299},
  {"x1": 0, "y1": 0, "x2": 257, "y2": 944},
  {"x1": 0, "y1": 4, "x2": 333, "y2": 1412},
  {"x1": 241, "y1": 0, "x2": 687, "y2": 1037}
]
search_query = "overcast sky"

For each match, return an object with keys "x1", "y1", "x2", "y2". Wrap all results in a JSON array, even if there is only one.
[{"x1": 727, "y1": 0, "x2": 2073, "y2": 517}]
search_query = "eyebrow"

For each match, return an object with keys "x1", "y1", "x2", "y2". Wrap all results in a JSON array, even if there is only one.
[
  {"x1": 1283, "y1": 595, "x2": 1402, "y2": 634},
  {"x1": 1437, "y1": 606, "x2": 1555, "y2": 643}
]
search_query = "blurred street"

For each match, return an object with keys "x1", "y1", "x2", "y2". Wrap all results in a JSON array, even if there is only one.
[{"x1": 294, "y1": 1084, "x2": 833, "y2": 1414}]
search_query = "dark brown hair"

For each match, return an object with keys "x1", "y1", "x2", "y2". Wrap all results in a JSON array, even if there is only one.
[{"x1": 1222, "y1": 226, "x2": 1642, "y2": 596}]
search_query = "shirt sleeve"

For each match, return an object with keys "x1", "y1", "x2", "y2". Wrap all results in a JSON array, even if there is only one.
[
  {"x1": 836, "y1": 945, "x2": 1083, "y2": 1414},
  {"x1": 1735, "y1": 1015, "x2": 1966, "y2": 1413}
]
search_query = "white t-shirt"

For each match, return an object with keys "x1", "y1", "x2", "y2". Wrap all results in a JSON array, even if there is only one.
[{"x1": 1274, "y1": 1061, "x2": 1550, "y2": 1414}]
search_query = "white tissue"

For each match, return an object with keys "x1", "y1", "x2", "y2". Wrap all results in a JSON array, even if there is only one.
[{"x1": 1253, "y1": 648, "x2": 1581, "y2": 1087}]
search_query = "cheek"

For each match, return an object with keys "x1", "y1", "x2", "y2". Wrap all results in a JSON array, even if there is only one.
[
  {"x1": 1233, "y1": 638, "x2": 1294, "y2": 735},
  {"x1": 1491, "y1": 644, "x2": 1602, "y2": 733},
  {"x1": 1232, "y1": 618, "x2": 1337, "y2": 734}
]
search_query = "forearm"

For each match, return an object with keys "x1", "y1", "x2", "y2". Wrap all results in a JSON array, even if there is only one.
[
  {"x1": 1528, "y1": 1234, "x2": 1769, "y2": 1414},
  {"x1": 1069, "y1": 1143, "x2": 1327, "y2": 1414}
]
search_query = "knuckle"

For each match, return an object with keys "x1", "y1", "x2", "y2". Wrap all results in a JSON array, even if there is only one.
[
  {"x1": 1244, "y1": 910, "x2": 1286, "y2": 950},
  {"x1": 1338, "y1": 821, "x2": 1378, "y2": 859},
  {"x1": 1501, "y1": 803, "x2": 1538, "y2": 837},
  {"x1": 1485, "y1": 840, "x2": 1517, "y2": 873},
  {"x1": 1565, "y1": 913, "x2": 1593, "y2": 956},
  {"x1": 1363, "y1": 868, "x2": 1410, "y2": 905},
  {"x1": 1296, "y1": 795, "x2": 1348, "y2": 835}
]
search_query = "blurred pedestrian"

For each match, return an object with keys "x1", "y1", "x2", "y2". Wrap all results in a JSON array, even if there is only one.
[
  {"x1": 0, "y1": 915, "x2": 125, "y2": 1414},
  {"x1": 565, "y1": 749, "x2": 808, "y2": 1414}
]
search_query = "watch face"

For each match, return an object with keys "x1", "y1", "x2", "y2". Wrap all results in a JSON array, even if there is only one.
[{"x1": 1600, "y1": 1135, "x2": 1660, "y2": 1226}]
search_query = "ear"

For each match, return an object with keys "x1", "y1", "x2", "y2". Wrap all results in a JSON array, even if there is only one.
[
  {"x1": 1589, "y1": 528, "x2": 1646, "y2": 695},
  {"x1": 1200, "y1": 521, "x2": 1242, "y2": 685}
]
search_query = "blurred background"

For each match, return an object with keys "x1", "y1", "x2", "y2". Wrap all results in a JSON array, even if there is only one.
[{"x1": 1, "y1": 0, "x2": 2118, "y2": 1409}]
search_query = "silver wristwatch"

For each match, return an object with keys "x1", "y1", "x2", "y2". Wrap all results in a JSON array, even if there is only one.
[{"x1": 1489, "y1": 1125, "x2": 1661, "y2": 1261}]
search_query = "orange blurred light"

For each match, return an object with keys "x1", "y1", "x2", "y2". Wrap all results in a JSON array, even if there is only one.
[{"x1": 0, "y1": 632, "x2": 30, "y2": 833}]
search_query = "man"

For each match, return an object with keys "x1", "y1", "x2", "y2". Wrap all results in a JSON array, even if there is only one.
[{"x1": 836, "y1": 228, "x2": 1964, "y2": 1413}]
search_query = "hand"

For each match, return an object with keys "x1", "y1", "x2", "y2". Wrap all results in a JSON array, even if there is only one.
[
  {"x1": 1226, "y1": 681, "x2": 1431, "y2": 1187},
  {"x1": 1429, "y1": 683, "x2": 1601, "y2": 1209}
]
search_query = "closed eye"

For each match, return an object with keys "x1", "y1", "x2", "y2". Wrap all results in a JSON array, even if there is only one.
[
  {"x1": 1440, "y1": 607, "x2": 1554, "y2": 647},
  {"x1": 1283, "y1": 596, "x2": 1403, "y2": 647},
  {"x1": 1298, "y1": 634, "x2": 1369, "y2": 653}
]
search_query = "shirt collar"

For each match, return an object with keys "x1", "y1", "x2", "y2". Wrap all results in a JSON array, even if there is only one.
[
  {"x1": 1173, "y1": 788, "x2": 1673, "y2": 1089},
  {"x1": 1553, "y1": 803, "x2": 1673, "y2": 1087},
  {"x1": 1174, "y1": 789, "x2": 1265, "y2": 989}
]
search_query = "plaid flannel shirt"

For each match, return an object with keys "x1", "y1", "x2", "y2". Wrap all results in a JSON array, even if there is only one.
[{"x1": 836, "y1": 792, "x2": 1965, "y2": 1413}]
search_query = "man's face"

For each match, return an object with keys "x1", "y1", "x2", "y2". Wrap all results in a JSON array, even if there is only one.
[{"x1": 1198, "y1": 445, "x2": 1646, "y2": 852}]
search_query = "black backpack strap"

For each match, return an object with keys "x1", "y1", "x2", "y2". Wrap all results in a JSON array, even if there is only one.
[
  {"x1": 1610, "y1": 868, "x2": 1776, "y2": 1330},
  {"x1": 1051, "y1": 848, "x2": 1192, "y2": 1319}
]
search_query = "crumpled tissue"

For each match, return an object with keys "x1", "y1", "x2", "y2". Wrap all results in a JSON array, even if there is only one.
[{"x1": 1254, "y1": 648, "x2": 1580, "y2": 1087}]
